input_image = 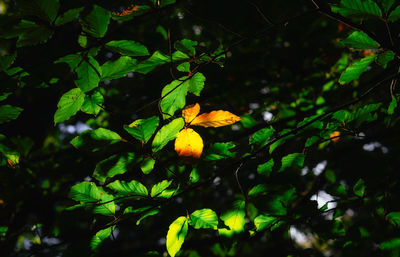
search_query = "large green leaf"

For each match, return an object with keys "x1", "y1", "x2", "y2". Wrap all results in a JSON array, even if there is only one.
[
  {"x1": 70, "y1": 128, "x2": 122, "y2": 150},
  {"x1": 124, "y1": 116, "x2": 159, "y2": 144},
  {"x1": 166, "y1": 216, "x2": 188, "y2": 257},
  {"x1": 0, "y1": 105, "x2": 23, "y2": 124},
  {"x1": 91, "y1": 227, "x2": 112, "y2": 251},
  {"x1": 55, "y1": 7, "x2": 83, "y2": 26},
  {"x1": 54, "y1": 88, "x2": 85, "y2": 124},
  {"x1": 187, "y1": 72, "x2": 206, "y2": 96},
  {"x1": 152, "y1": 118, "x2": 184, "y2": 152},
  {"x1": 69, "y1": 182, "x2": 115, "y2": 216},
  {"x1": 101, "y1": 56, "x2": 137, "y2": 81},
  {"x1": 150, "y1": 180, "x2": 172, "y2": 197},
  {"x1": 160, "y1": 79, "x2": 189, "y2": 119},
  {"x1": 80, "y1": 5, "x2": 111, "y2": 38},
  {"x1": 81, "y1": 91, "x2": 104, "y2": 115},
  {"x1": 388, "y1": 6, "x2": 400, "y2": 22},
  {"x1": 331, "y1": 0, "x2": 382, "y2": 18},
  {"x1": 107, "y1": 180, "x2": 148, "y2": 197},
  {"x1": 189, "y1": 209, "x2": 218, "y2": 230},
  {"x1": 219, "y1": 201, "x2": 246, "y2": 237},
  {"x1": 203, "y1": 142, "x2": 236, "y2": 161},
  {"x1": 339, "y1": 55, "x2": 376, "y2": 84},
  {"x1": 93, "y1": 153, "x2": 136, "y2": 182},
  {"x1": 75, "y1": 56, "x2": 101, "y2": 92},
  {"x1": 279, "y1": 153, "x2": 305, "y2": 172},
  {"x1": 17, "y1": 0, "x2": 60, "y2": 22},
  {"x1": 105, "y1": 40, "x2": 149, "y2": 57},
  {"x1": 134, "y1": 51, "x2": 170, "y2": 74},
  {"x1": 340, "y1": 31, "x2": 380, "y2": 49}
]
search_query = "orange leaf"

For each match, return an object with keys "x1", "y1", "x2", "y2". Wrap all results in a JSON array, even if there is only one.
[
  {"x1": 330, "y1": 131, "x2": 340, "y2": 142},
  {"x1": 182, "y1": 103, "x2": 200, "y2": 124},
  {"x1": 190, "y1": 110, "x2": 242, "y2": 128},
  {"x1": 174, "y1": 128, "x2": 203, "y2": 159}
]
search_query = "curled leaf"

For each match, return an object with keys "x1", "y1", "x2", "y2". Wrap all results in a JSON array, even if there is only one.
[
  {"x1": 174, "y1": 128, "x2": 203, "y2": 159},
  {"x1": 182, "y1": 103, "x2": 200, "y2": 124},
  {"x1": 190, "y1": 110, "x2": 242, "y2": 128}
]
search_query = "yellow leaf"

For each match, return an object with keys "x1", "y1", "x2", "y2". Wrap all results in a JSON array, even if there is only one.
[
  {"x1": 174, "y1": 128, "x2": 203, "y2": 159},
  {"x1": 182, "y1": 103, "x2": 200, "y2": 124},
  {"x1": 330, "y1": 131, "x2": 340, "y2": 142},
  {"x1": 190, "y1": 110, "x2": 242, "y2": 128}
]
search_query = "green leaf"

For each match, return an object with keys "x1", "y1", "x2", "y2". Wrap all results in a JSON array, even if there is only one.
[
  {"x1": 134, "y1": 51, "x2": 170, "y2": 74},
  {"x1": 101, "y1": 56, "x2": 137, "y2": 81},
  {"x1": 381, "y1": 238, "x2": 400, "y2": 250},
  {"x1": 140, "y1": 157, "x2": 156, "y2": 174},
  {"x1": 0, "y1": 52, "x2": 17, "y2": 72},
  {"x1": 152, "y1": 118, "x2": 184, "y2": 152},
  {"x1": 219, "y1": 201, "x2": 246, "y2": 237},
  {"x1": 91, "y1": 227, "x2": 112, "y2": 251},
  {"x1": 388, "y1": 6, "x2": 400, "y2": 22},
  {"x1": 305, "y1": 136, "x2": 320, "y2": 148},
  {"x1": 174, "y1": 39, "x2": 197, "y2": 57},
  {"x1": 249, "y1": 127, "x2": 275, "y2": 148},
  {"x1": 340, "y1": 31, "x2": 380, "y2": 49},
  {"x1": 339, "y1": 55, "x2": 376, "y2": 84},
  {"x1": 105, "y1": 40, "x2": 149, "y2": 57},
  {"x1": 75, "y1": 56, "x2": 101, "y2": 92},
  {"x1": 248, "y1": 184, "x2": 268, "y2": 197},
  {"x1": 353, "y1": 178, "x2": 365, "y2": 197},
  {"x1": 240, "y1": 113, "x2": 257, "y2": 128},
  {"x1": 331, "y1": 0, "x2": 382, "y2": 18},
  {"x1": 93, "y1": 152, "x2": 136, "y2": 182},
  {"x1": 107, "y1": 180, "x2": 148, "y2": 197},
  {"x1": 189, "y1": 209, "x2": 218, "y2": 230},
  {"x1": 203, "y1": 142, "x2": 236, "y2": 161},
  {"x1": 69, "y1": 181, "x2": 115, "y2": 216},
  {"x1": 187, "y1": 73, "x2": 206, "y2": 96},
  {"x1": 379, "y1": 0, "x2": 395, "y2": 13},
  {"x1": 81, "y1": 91, "x2": 104, "y2": 115},
  {"x1": 70, "y1": 128, "x2": 122, "y2": 150},
  {"x1": 150, "y1": 180, "x2": 172, "y2": 197},
  {"x1": 13, "y1": 20, "x2": 54, "y2": 47},
  {"x1": 257, "y1": 159, "x2": 274, "y2": 176},
  {"x1": 0, "y1": 105, "x2": 23, "y2": 124},
  {"x1": 177, "y1": 62, "x2": 190, "y2": 72},
  {"x1": 54, "y1": 88, "x2": 85, "y2": 124},
  {"x1": 124, "y1": 116, "x2": 159, "y2": 144},
  {"x1": 80, "y1": 5, "x2": 111, "y2": 38},
  {"x1": 388, "y1": 96, "x2": 397, "y2": 115},
  {"x1": 254, "y1": 214, "x2": 280, "y2": 232},
  {"x1": 279, "y1": 153, "x2": 305, "y2": 172},
  {"x1": 387, "y1": 212, "x2": 400, "y2": 226},
  {"x1": 0, "y1": 93, "x2": 12, "y2": 102},
  {"x1": 136, "y1": 208, "x2": 160, "y2": 225},
  {"x1": 376, "y1": 51, "x2": 395, "y2": 69},
  {"x1": 160, "y1": 79, "x2": 189, "y2": 119},
  {"x1": 17, "y1": 0, "x2": 60, "y2": 22},
  {"x1": 54, "y1": 53, "x2": 82, "y2": 70},
  {"x1": 55, "y1": 7, "x2": 83, "y2": 26},
  {"x1": 166, "y1": 216, "x2": 188, "y2": 257}
]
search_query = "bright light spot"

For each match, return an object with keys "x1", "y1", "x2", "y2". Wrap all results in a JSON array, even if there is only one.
[
  {"x1": 310, "y1": 191, "x2": 336, "y2": 210},
  {"x1": 105, "y1": 52, "x2": 113, "y2": 59},
  {"x1": 248, "y1": 173, "x2": 255, "y2": 180},
  {"x1": 127, "y1": 72, "x2": 134, "y2": 78},
  {"x1": 111, "y1": 228, "x2": 119, "y2": 239},
  {"x1": 193, "y1": 25, "x2": 202, "y2": 35},
  {"x1": 157, "y1": 237, "x2": 166, "y2": 246},
  {"x1": 249, "y1": 103, "x2": 260, "y2": 110},
  {"x1": 262, "y1": 111, "x2": 274, "y2": 121},
  {"x1": 313, "y1": 160, "x2": 327, "y2": 176},
  {"x1": 231, "y1": 124, "x2": 240, "y2": 131},
  {"x1": 42, "y1": 237, "x2": 61, "y2": 246},
  {"x1": 260, "y1": 86, "x2": 270, "y2": 94},
  {"x1": 363, "y1": 141, "x2": 389, "y2": 153},
  {"x1": 213, "y1": 176, "x2": 221, "y2": 185},
  {"x1": 75, "y1": 121, "x2": 91, "y2": 134},
  {"x1": 177, "y1": 12, "x2": 184, "y2": 19},
  {"x1": 289, "y1": 227, "x2": 311, "y2": 247},
  {"x1": 301, "y1": 166, "x2": 309, "y2": 176}
]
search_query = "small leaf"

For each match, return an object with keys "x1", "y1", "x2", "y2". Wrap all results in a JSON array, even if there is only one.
[
  {"x1": 388, "y1": 6, "x2": 400, "y2": 22},
  {"x1": 54, "y1": 53, "x2": 82, "y2": 70},
  {"x1": 340, "y1": 31, "x2": 380, "y2": 49},
  {"x1": 249, "y1": 127, "x2": 275, "y2": 148},
  {"x1": 182, "y1": 103, "x2": 200, "y2": 124},
  {"x1": 189, "y1": 209, "x2": 218, "y2": 230},
  {"x1": 387, "y1": 212, "x2": 400, "y2": 226},
  {"x1": 80, "y1": 5, "x2": 111, "y2": 38},
  {"x1": 70, "y1": 128, "x2": 121, "y2": 150},
  {"x1": 248, "y1": 184, "x2": 268, "y2": 197},
  {"x1": 134, "y1": 51, "x2": 169, "y2": 74},
  {"x1": 376, "y1": 51, "x2": 395, "y2": 69},
  {"x1": 191, "y1": 110, "x2": 242, "y2": 128},
  {"x1": 107, "y1": 180, "x2": 148, "y2": 196},
  {"x1": 0, "y1": 105, "x2": 23, "y2": 124},
  {"x1": 101, "y1": 56, "x2": 137, "y2": 81},
  {"x1": 105, "y1": 40, "x2": 149, "y2": 57},
  {"x1": 353, "y1": 178, "x2": 365, "y2": 197},
  {"x1": 279, "y1": 153, "x2": 305, "y2": 172},
  {"x1": 91, "y1": 227, "x2": 112, "y2": 251},
  {"x1": 55, "y1": 7, "x2": 83, "y2": 26},
  {"x1": 150, "y1": 180, "x2": 172, "y2": 197},
  {"x1": 93, "y1": 152, "x2": 136, "y2": 182},
  {"x1": 81, "y1": 91, "x2": 104, "y2": 115},
  {"x1": 140, "y1": 157, "x2": 156, "y2": 174},
  {"x1": 152, "y1": 118, "x2": 185, "y2": 152},
  {"x1": 54, "y1": 88, "x2": 85, "y2": 124},
  {"x1": 177, "y1": 62, "x2": 190, "y2": 72},
  {"x1": 124, "y1": 116, "x2": 159, "y2": 144},
  {"x1": 339, "y1": 55, "x2": 376, "y2": 84},
  {"x1": 257, "y1": 159, "x2": 274, "y2": 176},
  {"x1": 174, "y1": 39, "x2": 197, "y2": 57},
  {"x1": 388, "y1": 96, "x2": 397, "y2": 115},
  {"x1": 174, "y1": 128, "x2": 203, "y2": 159},
  {"x1": 166, "y1": 216, "x2": 188, "y2": 257},
  {"x1": 203, "y1": 142, "x2": 236, "y2": 161},
  {"x1": 254, "y1": 214, "x2": 281, "y2": 232},
  {"x1": 75, "y1": 56, "x2": 101, "y2": 92}
]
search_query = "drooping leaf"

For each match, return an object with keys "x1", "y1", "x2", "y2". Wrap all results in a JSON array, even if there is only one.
[
  {"x1": 339, "y1": 55, "x2": 376, "y2": 84},
  {"x1": 150, "y1": 180, "x2": 172, "y2": 197},
  {"x1": 93, "y1": 152, "x2": 136, "y2": 182},
  {"x1": 189, "y1": 209, "x2": 218, "y2": 230},
  {"x1": 134, "y1": 51, "x2": 169, "y2": 74},
  {"x1": 376, "y1": 51, "x2": 395, "y2": 69},
  {"x1": 69, "y1": 181, "x2": 115, "y2": 216},
  {"x1": 257, "y1": 159, "x2": 274, "y2": 176},
  {"x1": 388, "y1": 6, "x2": 400, "y2": 22},
  {"x1": 340, "y1": 31, "x2": 380, "y2": 49},
  {"x1": 140, "y1": 157, "x2": 156, "y2": 174},
  {"x1": 80, "y1": 5, "x2": 111, "y2": 38},
  {"x1": 55, "y1": 7, "x2": 83, "y2": 26},
  {"x1": 107, "y1": 180, "x2": 148, "y2": 197},
  {"x1": 174, "y1": 39, "x2": 197, "y2": 57},
  {"x1": 249, "y1": 127, "x2": 275, "y2": 148},
  {"x1": 353, "y1": 178, "x2": 365, "y2": 197},
  {"x1": 203, "y1": 142, "x2": 236, "y2": 161},
  {"x1": 152, "y1": 118, "x2": 184, "y2": 152},
  {"x1": 124, "y1": 116, "x2": 159, "y2": 144},
  {"x1": 174, "y1": 128, "x2": 203, "y2": 159},
  {"x1": 101, "y1": 56, "x2": 137, "y2": 81},
  {"x1": 17, "y1": 0, "x2": 60, "y2": 22},
  {"x1": 0, "y1": 105, "x2": 23, "y2": 124},
  {"x1": 279, "y1": 153, "x2": 305, "y2": 172},
  {"x1": 182, "y1": 103, "x2": 200, "y2": 124},
  {"x1": 105, "y1": 40, "x2": 149, "y2": 57},
  {"x1": 0, "y1": 93, "x2": 12, "y2": 102},
  {"x1": 254, "y1": 214, "x2": 281, "y2": 232},
  {"x1": 191, "y1": 110, "x2": 242, "y2": 128},
  {"x1": 166, "y1": 216, "x2": 188, "y2": 257},
  {"x1": 54, "y1": 88, "x2": 85, "y2": 124},
  {"x1": 331, "y1": 0, "x2": 382, "y2": 19},
  {"x1": 75, "y1": 56, "x2": 101, "y2": 92},
  {"x1": 81, "y1": 91, "x2": 104, "y2": 115},
  {"x1": 90, "y1": 227, "x2": 112, "y2": 251}
]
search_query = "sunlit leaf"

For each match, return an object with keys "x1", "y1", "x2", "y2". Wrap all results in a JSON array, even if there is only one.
[
  {"x1": 257, "y1": 159, "x2": 274, "y2": 176},
  {"x1": 134, "y1": 51, "x2": 169, "y2": 74},
  {"x1": 174, "y1": 39, "x2": 197, "y2": 57},
  {"x1": 340, "y1": 31, "x2": 380, "y2": 49},
  {"x1": 101, "y1": 56, "x2": 137, "y2": 81},
  {"x1": 182, "y1": 103, "x2": 200, "y2": 124},
  {"x1": 203, "y1": 142, "x2": 236, "y2": 161},
  {"x1": 191, "y1": 110, "x2": 242, "y2": 128},
  {"x1": 75, "y1": 56, "x2": 101, "y2": 92},
  {"x1": 331, "y1": 0, "x2": 382, "y2": 18},
  {"x1": 124, "y1": 116, "x2": 159, "y2": 144},
  {"x1": 140, "y1": 157, "x2": 156, "y2": 174},
  {"x1": 150, "y1": 180, "x2": 172, "y2": 197},
  {"x1": 80, "y1": 5, "x2": 111, "y2": 38},
  {"x1": 93, "y1": 152, "x2": 136, "y2": 182},
  {"x1": 70, "y1": 128, "x2": 122, "y2": 150},
  {"x1": 339, "y1": 55, "x2": 376, "y2": 84},
  {"x1": 54, "y1": 88, "x2": 85, "y2": 124},
  {"x1": 81, "y1": 91, "x2": 104, "y2": 115},
  {"x1": 166, "y1": 216, "x2": 188, "y2": 257},
  {"x1": 254, "y1": 214, "x2": 281, "y2": 231},
  {"x1": 189, "y1": 209, "x2": 218, "y2": 230},
  {"x1": 249, "y1": 127, "x2": 275, "y2": 148},
  {"x1": 152, "y1": 118, "x2": 184, "y2": 152},
  {"x1": 105, "y1": 40, "x2": 149, "y2": 57},
  {"x1": 219, "y1": 201, "x2": 245, "y2": 237},
  {"x1": 107, "y1": 180, "x2": 148, "y2": 196},
  {"x1": 279, "y1": 153, "x2": 305, "y2": 172},
  {"x1": 91, "y1": 227, "x2": 112, "y2": 251},
  {"x1": 174, "y1": 128, "x2": 203, "y2": 159}
]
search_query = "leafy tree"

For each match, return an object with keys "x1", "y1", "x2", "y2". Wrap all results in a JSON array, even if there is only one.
[{"x1": 2, "y1": 0, "x2": 400, "y2": 256}]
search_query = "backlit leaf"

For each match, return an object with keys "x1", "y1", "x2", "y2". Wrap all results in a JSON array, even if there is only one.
[
  {"x1": 331, "y1": 0, "x2": 382, "y2": 18},
  {"x1": 182, "y1": 103, "x2": 200, "y2": 124},
  {"x1": 388, "y1": 6, "x2": 400, "y2": 22},
  {"x1": 124, "y1": 116, "x2": 159, "y2": 144},
  {"x1": 249, "y1": 127, "x2": 275, "y2": 148},
  {"x1": 134, "y1": 51, "x2": 169, "y2": 74},
  {"x1": 70, "y1": 128, "x2": 121, "y2": 151},
  {"x1": 75, "y1": 56, "x2": 101, "y2": 92},
  {"x1": 174, "y1": 128, "x2": 203, "y2": 159},
  {"x1": 203, "y1": 142, "x2": 236, "y2": 161},
  {"x1": 191, "y1": 110, "x2": 242, "y2": 128},
  {"x1": 257, "y1": 159, "x2": 274, "y2": 176},
  {"x1": 91, "y1": 227, "x2": 112, "y2": 251},
  {"x1": 105, "y1": 40, "x2": 149, "y2": 57},
  {"x1": 101, "y1": 56, "x2": 137, "y2": 81},
  {"x1": 279, "y1": 153, "x2": 305, "y2": 172},
  {"x1": 219, "y1": 201, "x2": 245, "y2": 237},
  {"x1": 174, "y1": 39, "x2": 197, "y2": 57},
  {"x1": 340, "y1": 31, "x2": 380, "y2": 49},
  {"x1": 187, "y1": 73, "x2": 206, "y2": 96},
  {"x1": 54, "y1": 88, "x2": 85, "y2": 124},
  {"x1": 107, "y1": 180, "x2": 148, "y2": 196},
  {"x1": 254, "y1": 214, "x2": 281, "y2": 232},
  {"x1": 93, "y1": 152, "x2": 136, "y2": 182},
  {"x1": 152, "y1": 118, "x2": 184, "y2": 152},
  {"x1": 160, "y1": 79, "x2": 189, "y2": 119},
  {"x1": 81, "y1": 91, "x2": 104, "y2": 115},
  {"x1": 140, "y1": 157, "x2": 156, "y2": 174},
  {"x1": 189, "y1": 209, "x2": 218, "y2": 230},
  {"x1": 80, "y1": 5, "x2": 111, "y2": 38},
  {"x1": 166, "y1": 216, "x2": 188, "y2": 257},
  {"x1": 339, "y1": 55, "x2": 376, "y2": 84},
  {"x1": 150, "y1": 180, "x2": 172, "y2": 197}
]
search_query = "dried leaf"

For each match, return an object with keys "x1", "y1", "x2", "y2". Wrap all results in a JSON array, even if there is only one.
[
  {"x1": 174, "y1": 128, "x2": 203, "y2": 159},
  {"x1": 182, "y1": 103, "x2": 200, "y2": 124},
  {"x1": 191, "y1": 110, "x2": 242, "y2": 128}
]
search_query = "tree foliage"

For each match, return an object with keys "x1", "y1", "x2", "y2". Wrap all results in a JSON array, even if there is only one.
[{"x1": 2, "y1": 0, "x2": 400, "y2": 256}]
